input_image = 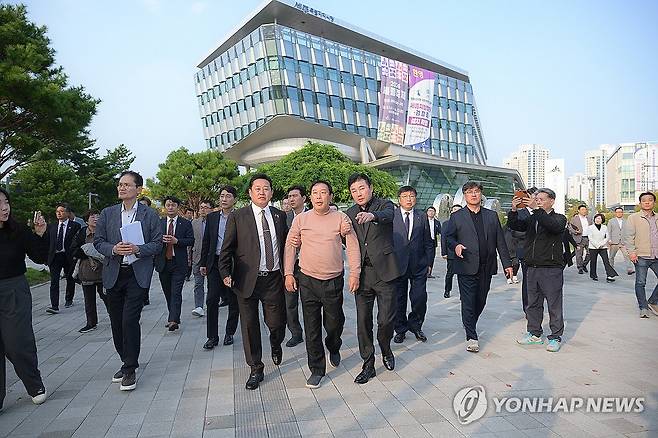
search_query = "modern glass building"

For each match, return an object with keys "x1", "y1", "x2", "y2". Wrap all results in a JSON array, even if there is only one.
[{"x1": 194, "y1": 0, "x2": 523, "y2": 213}]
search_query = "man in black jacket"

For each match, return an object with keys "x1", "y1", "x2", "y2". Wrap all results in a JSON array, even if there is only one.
[
  {"x1": 346, "y1": 173, "x2": 401, "y2": 384},
  {"x1": 445, "y1": 182, "x2": 513, "y2": 352},
  {"x1": 507, "y1": 188, "x2": 567, "y2": 353},
  {"x1": 441, "y1": 204, "x2": 463, "y2": 298},
  {"x1": 46, "y1": 202, "x2": 82, "y2": 313}
]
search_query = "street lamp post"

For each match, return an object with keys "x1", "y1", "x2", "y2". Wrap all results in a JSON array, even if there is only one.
[{"x1": 88, "y1": 192, "x2": 99, "y2": 209}]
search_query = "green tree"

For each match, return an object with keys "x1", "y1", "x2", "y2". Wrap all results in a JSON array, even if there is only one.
[
  {"x1": 255, "y1": 142, "x2": 398, "y2": 204},
  {"x1": 0, "y1": 4, "x2": 99, "y2": 181},
  {"x1": 8, "y1": 159, "x2": 85, "y2": 223},
  {"x1": 147, "y1": 147, "x2": 240, "y2": 211},
  {"x1": 73, "y1": 144, "x2": 135, "y2": 209}
]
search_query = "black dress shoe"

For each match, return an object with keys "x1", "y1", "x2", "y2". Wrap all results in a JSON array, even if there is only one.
[
  {"x1": 591, "y1": 277, "x2": 598, "y2": 281},
  {"x1": 143, "y1": 299, "x2": 150, "y2": 306},
  {"x1": 582, "y1": 266, "x2": 588, "y2": 273},
  {"x1": 218, "y1": 299, "x2": 228, "y2": 307},
  {"x1": 578, "y1": 268, "x2": 584, "y2": 274},
  {"x1": 223, "y1": 334, "x2": 234, "y2": 345},
  {"x1": 354, "y1": 366, "x2": 376, "y2": 384},
  {"x1": 285, "y1": 336, "x2": 303, "y2": 347},
  {"x1": 168, "y1": 322, "x2": 179, "y2": 331},
  {"x1": 393, "y1": 333, "x2": 405, "y2": 344},
  {"x1": 329, "y1": 351, "x2": 341, "y2": 368},
  {"x1": 271, "y1": 346, "x2": 283, "y2": 365},
  {"x1": 383, "y1": 354, "x2": 395, "y2": 371},
  {"x1": 245, "y1": 371, "x2": 264, "y2": 390},
  {"x1": 413, "y1": 329, "x2": 427, "y2": 342},
  {"x1": 65, "y1": 301, "x2": 73, "y2": 308},
  {"x1": 203, "y1": 338, "x2": 219, "y2": 350},
  {"x1": 444, "y1": 291, "x2": 451, "y2": 298}
]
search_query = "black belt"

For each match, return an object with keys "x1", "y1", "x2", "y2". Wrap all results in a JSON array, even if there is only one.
[
  {"x1": 119, "y1": 264, "x2": 133, "y2": 271},
  {"x1": 257, "y1": 271, "x2": 277, "y2": 277}
]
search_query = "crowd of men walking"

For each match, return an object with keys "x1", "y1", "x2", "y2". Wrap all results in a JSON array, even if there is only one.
[{"x1": 1, "y1": 172, "x2": 657, "y2": 409}]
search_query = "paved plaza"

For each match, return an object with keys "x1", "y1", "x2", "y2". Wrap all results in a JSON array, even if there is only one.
[{"x1": 1, "y1": 258, "x2": 657, "y2": 438}]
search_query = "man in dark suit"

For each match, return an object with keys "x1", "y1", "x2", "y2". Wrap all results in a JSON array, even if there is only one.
[
  {"x1": 426, "y1": 206, "x2": 441, "y2": 278},
  {"x1": 155, "y1": 196, "x2": 194, "y2": 332},
  {"x1": 445, "y1": 181, "x2": 513, "y2": 353},
  {"x1": 219, "y1": 174, "x2": 288, "y2": 390},
  {"x1": 200, "y1": 186, "x2": 240, "y2": 349},
  {"x1": 46, "y1": 202, "x2": 81, "y2": 313},
  {"x1": 392, "y1": 186, "x2": 434, "y2": 344},
  {"x1": 94, "y1": 170, "x2": 162, "y2": 391},
  {"x1": 346, "y1": 173, "x2": 401, "y2": 384},
  {"x1": 441, "y1": 205, "x2": 463, "y2": 298},
  {"x1": 284, "y1": 185, "x2": 307, "y2": 348}
]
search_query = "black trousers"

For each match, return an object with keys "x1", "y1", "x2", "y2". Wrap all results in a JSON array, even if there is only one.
[
  {"x1": 158, "y1": 258, "x2": 185, "y2": 323},
  {"x1": 235, "y1": 272, "x2": 286, "y2": 373},
  {"x1": 82, "y1": 283, "x2": 106, "y2": 327},
  {"x1": 445, "y1": 259, "x2": 455, "y2": 293},
  {"x1": 457, "y1": 266, "x2": 493, "y2": 341},
  {"x1": 394, "y1": 266, "x2": 428, "y2": 334},
  {"x1": 526, "y1": 267, "x2": 564, "y2": 341},
  {"x1": 285, "y1": 263, "x2": 303, "y2": 338},
  {"x1": 106, "y1": 266, "x2": 146, "y2": 373},
  {"x1": 206, "y1": 260, "x2": 239, "y2": 340},
  {"x1": 49, "y1": 252, "x2": 75, "y2": 308},
  {"x1": 355, "y1": 265, "x2": 396, "y2": 368},
  {"x1": 589, "y1": 249, "x2": 618, "y2": 279},
  {"x1": 0, "y1": 275, "x2": 44, "y2": 409},
  {"x1": 298, "y1": 272, "x2": 344, "y2": 376}
]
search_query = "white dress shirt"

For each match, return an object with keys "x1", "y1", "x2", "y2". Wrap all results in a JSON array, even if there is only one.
[
  {"x1": 165, "y1": 216, "x2": 178, "y2": 257},
  {"x1": 579, "y1": 215, "x2": 589, "y2": 237},
  {"x1": 400, "y1": 207, "x2": 414, "y2": 240},
  {"x1": 428, "y1": 217, "x2": 436, "y2": 240},
  {"x1": 55, "y1": 219, "x2": 70, "y2": 253},
  {"x1": 251, "y1": 203, "x2": 280, "y2": 271},
  {"x1": 120, "y1": 201, "x2": 138, "y2": 264}
]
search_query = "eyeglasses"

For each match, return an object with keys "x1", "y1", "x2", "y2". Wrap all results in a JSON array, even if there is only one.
[
  {"x1": 464, "y1": 190, "x2": 481, "y2": 195},
  {"x1": 399, "y1": 194, "x2": 417, "y2": 199},
  {"x1": 117, "y1": 183, "x2": 136, "y2": 189}
]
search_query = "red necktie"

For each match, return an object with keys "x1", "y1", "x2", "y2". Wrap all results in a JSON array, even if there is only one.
[{"x1": 166, "y1": 219, "x2": 174, "y2": 260}]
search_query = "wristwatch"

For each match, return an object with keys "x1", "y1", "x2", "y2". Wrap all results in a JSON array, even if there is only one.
[{"x1": 135, "y1": 248, "x2": 141, "y2": 258}]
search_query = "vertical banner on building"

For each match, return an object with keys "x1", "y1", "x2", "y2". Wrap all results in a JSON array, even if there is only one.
[
  {"x1": 545, "y1": 159, "x2": 566, "y2": 214},
  {"x1": 403, "y1": 66, "x2": 435, "y2": 151},
  {"x1": 377, "y1": 57, "x2": 408, "y2": 145}
]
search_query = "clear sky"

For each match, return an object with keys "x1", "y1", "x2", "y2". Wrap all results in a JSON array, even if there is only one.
[{"x1": 16, "y1": 0, "x2": 658, "y2": 180}]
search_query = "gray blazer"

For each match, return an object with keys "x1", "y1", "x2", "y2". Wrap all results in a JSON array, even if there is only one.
[
  {"x1": 608, "y1": 217, "x2": 624, "y2": 245},
  {"x1": 94, "y1": 202, "x2": 163, "y2": 290},
  {"x1": 191, "y1": 217, "x2": 205, "y2": 265},
  {"x1": 568, "y1": 215, "x2": 592, "y2": 244}
]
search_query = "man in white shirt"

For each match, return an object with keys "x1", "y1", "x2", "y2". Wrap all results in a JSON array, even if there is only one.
[
  {"x1": 569, "y1": 205, "x2": 592, "y2": 274},
  {"x1": 426, "y1": 206, "x2": 441, "y2": 278},
  {"x1": 608, "y1": 207, "x2": 634, "y2": 274}
]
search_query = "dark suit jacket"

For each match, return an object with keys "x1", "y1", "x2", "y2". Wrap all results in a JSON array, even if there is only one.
[
  {"x1": 441, "y1": 218, "x2": 455, "y2": 259},
  {"x1": 218, "y1": 205, "x2": 288, "y2": 298},
  {"x1": 155, "y1": 216, "x2": 194, "y2": 273},
  {"x1": 48, "y1": 220, "x2": 81, "y2": 266},
  {"x1": 286, "y1": 208, "x2": 307, "y2": 227},
  {"x1": 346, "y1": 197, "x2": 401, "y2": 283},
  {"x1": 445, "y1": 206, "x2": 512, "y2": 276},
  {"x1": 94, "y1": 202, "x2": 163, "y2": 290},
  {"x1": 200, "y1": 210, "x2": 231, "y2": 271},
  {"x1": 392, "y1": 208, "x2": 434, "y2": 274}
]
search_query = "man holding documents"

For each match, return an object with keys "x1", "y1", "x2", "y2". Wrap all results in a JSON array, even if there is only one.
[{"x1": 94, "y1": 171, "x2": 162, "y2": 391}]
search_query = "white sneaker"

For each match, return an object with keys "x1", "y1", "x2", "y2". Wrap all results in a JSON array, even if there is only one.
[
  {"x1": 466, "y1": 339, "x2": 479, "y2": 353},
  {"x1": 32, "y1": 389, "x2": 47, "y2": 405},
  {"x1": 192, "y1": 307, "x2": 205, "y2": 317},
  {"x1": 507, "y1": 278, "x2": 513, "y2": 284},
  {"x1": 512, "y1": 276, "x2": 519, "y2": 284}
]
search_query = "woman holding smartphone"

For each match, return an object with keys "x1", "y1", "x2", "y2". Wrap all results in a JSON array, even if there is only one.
[{"x1": 0, "y1": 188, "x2": 49, "y2": 409}]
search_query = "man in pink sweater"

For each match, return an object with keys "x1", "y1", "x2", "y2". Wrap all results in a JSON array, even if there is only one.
[{"x1": 284, "y1": 180, "x2": 361, "y2": 389}]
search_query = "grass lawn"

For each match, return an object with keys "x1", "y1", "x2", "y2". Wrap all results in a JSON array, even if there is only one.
[{"x1": 25, "y1": 267, "x2": 50, "y2": 286}]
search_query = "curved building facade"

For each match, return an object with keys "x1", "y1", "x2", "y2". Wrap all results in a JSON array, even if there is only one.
[{"x1": 194, "y1": 0, "x2": 523, "y2": 211}]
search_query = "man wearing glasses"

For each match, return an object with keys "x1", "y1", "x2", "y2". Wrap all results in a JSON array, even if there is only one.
[
  {"x1": 94, "y1": 171, "x2": 162, "y2": 391},
  {"x1": 444, "y1": 181, "x2": 513, "y2": 353}
]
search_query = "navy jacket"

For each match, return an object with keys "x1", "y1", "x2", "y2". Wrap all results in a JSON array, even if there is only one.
[
  {"x1": 445, "y1": 206, "x2": 512, "y2": 276},
  {"x1": 155, "y1": 216, "x2": 194, "y2": 273},
  {"x1": 441, "y1": 218, "x2": 455, "y2": 259},
  {"x1": 392, "y1": 208, "x2": 434, "y2": 274}
]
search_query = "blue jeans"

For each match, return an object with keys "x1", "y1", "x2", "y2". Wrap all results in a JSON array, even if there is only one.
[{"x1": 634, "y1": 257, "x2": 658, "y2": 309}]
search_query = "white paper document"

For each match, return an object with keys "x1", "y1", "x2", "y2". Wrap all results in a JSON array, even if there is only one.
[{"x1": 120, "y1": 221, "x2": 144, "y2": 264}]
